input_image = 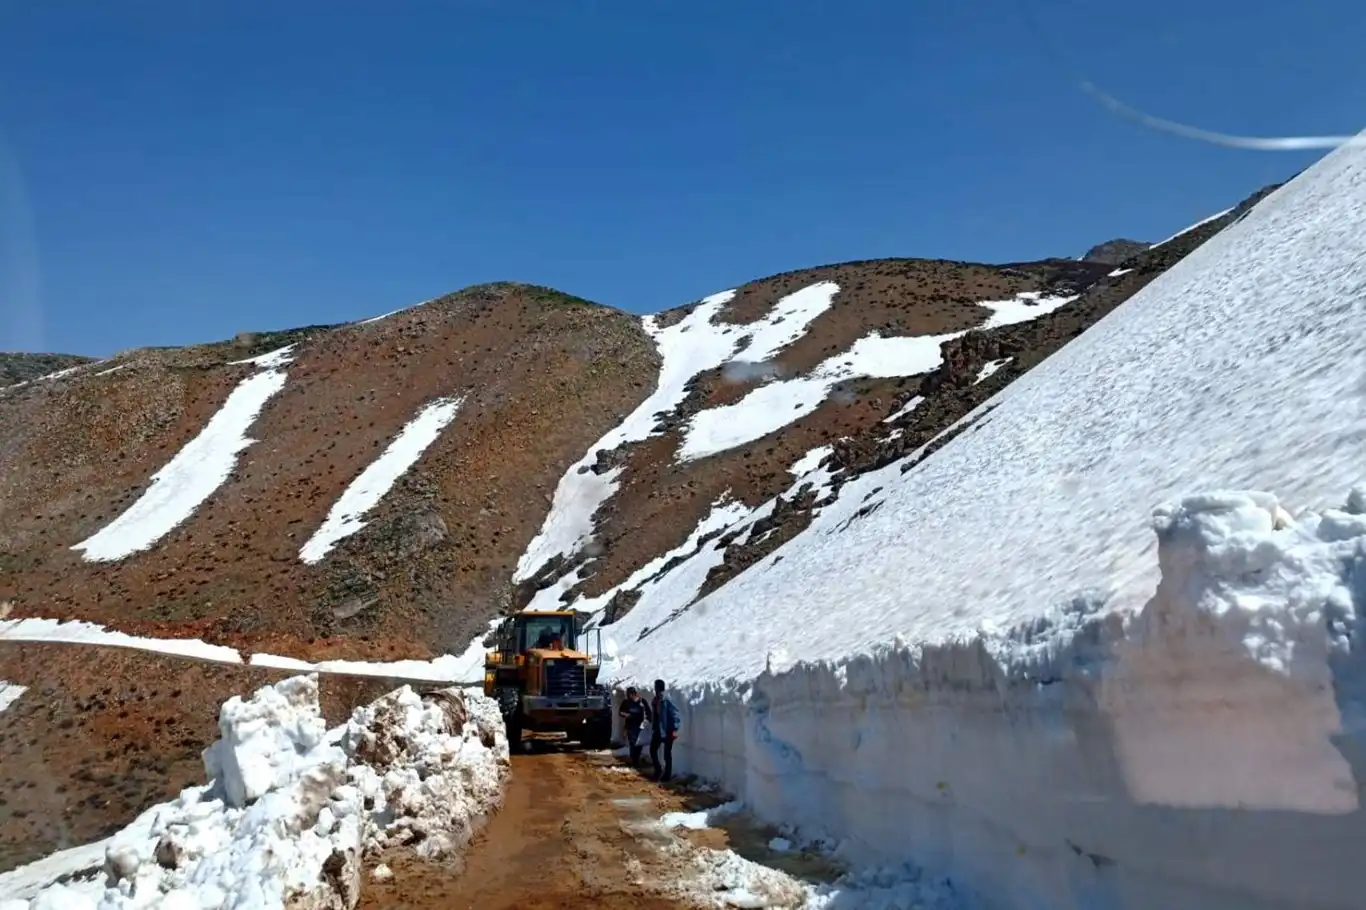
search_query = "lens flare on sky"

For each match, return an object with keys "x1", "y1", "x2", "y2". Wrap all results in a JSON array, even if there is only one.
[{"x1": 0, "y1": 135, "x2": 43, "y2": 352}]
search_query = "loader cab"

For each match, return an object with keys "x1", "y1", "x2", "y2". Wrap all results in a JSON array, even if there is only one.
[{"x1": 520, "y1": 613, "x2": 576, "y2": 651}]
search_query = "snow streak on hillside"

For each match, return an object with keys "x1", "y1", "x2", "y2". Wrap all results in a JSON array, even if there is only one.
[
  {"x1": 679, "y1": 291, "x2": 1076, "y2": 461},
  {"x1": 0, "y1": 617, "x2": 486, "y2": 684},
  {"x1": 299, "y1": 395, "x2": 464, "y2": 564},
  {"x1": 603, "y1": 136, "x2": 1366, "y2": 909},
  {"x1": 514, "y1": 283, "x2": 838, "y2": 582},
  {"x1": 0, "y1": 681, "x2": 24, "y2": 715},
  {"x1": 70, "y1": 347, "x2": 295, "y2": 563}
]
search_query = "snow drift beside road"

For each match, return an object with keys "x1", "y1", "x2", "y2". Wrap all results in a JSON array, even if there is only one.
[
  {"x1": 604, "y1": 132, "x2": 1366, "y2": 909},
  {"x1": 0, "y1": 676, "x2": 509, "y2": 910}
]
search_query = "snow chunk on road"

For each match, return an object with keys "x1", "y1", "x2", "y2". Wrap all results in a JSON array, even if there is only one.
[
  {"x1": 71, "y1": 351, "x2": 294, "y2": 562},
  {"x1": 0, "y1": 682, "x2": 25, "y2": 714},
  {"x1": 4, "y1": 676, "x2": 509, "y2": 910},
  {"x1": 516, "y1": 283, "x2": 837, "y2": 582},
  {"x1": 299, "y1": 396, "x2": 463, "y2": 564}
]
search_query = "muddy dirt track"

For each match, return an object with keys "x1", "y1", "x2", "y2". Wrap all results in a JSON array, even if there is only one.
[{"x1": 359, "y1": 744, "x2": 709, "y2": 910}]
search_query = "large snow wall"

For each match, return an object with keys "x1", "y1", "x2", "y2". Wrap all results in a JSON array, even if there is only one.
[
  {"x1": 668, "y1": 488, "x2": 1366, "y2": 910},
  {"x1": 609, "y1": 131, "x2": 1366, "y2": 910}
]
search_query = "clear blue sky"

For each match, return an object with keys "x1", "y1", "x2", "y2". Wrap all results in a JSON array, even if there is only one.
[{"x1": 2, "y1": 0, "x2": 1362, "y2": 356}]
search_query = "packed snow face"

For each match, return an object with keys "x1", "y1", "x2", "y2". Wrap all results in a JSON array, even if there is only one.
[
  {"x1": 0, "y1": 676, "x2": 509, "y2": 910},
  {"x1": 608, "y1": 137, "x2": 1366, "y2": 909},
  {"x1": 679, "y1": 291, "x2": 1076, "y2": 462},
  {"x1": 514, "y1": 283, "x2": 838, "y2": 582},
  {"x1": 298, "y1": 395, "x2": 464, "y2": 564},
  {"x1": 650, "y1": 488, "x2": 1366, "y2": 910},
  {"x1": 70, "y1": 347, "x2": 295, "y2": 563}
]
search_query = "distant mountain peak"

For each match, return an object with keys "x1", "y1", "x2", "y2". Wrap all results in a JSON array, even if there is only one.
[{"x1": 1081, "y1": 239, "x2": 1149, "y2": 265}]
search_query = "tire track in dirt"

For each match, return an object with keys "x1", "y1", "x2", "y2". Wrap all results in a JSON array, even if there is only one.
[{"x1": 359, "y1": 744, "x2": 701, "y2": 910}]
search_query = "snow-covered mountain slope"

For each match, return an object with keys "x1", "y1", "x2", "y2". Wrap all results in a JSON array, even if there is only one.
[
  {"x1": 592, "y1": 139, "x2": 1366, "y2": 908},
  {"x1": 0, "y1": 182, "x2": 1273, "y2": 875}
]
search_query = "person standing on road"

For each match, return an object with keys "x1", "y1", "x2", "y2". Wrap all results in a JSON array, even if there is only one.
[
  {"x1": 649, "y1": 678, "x2": 681, "y2": 782},
  {"x1": 618, "y1": 686, "x2": 652, "y2": 767}
]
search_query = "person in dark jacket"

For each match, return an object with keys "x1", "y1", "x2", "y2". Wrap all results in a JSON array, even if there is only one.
[
  {"x1": 649, "y1": 678, "x2": 682, "y2": 782},
  {"x1": 618, "y1": 686, "x2": 652, "y2": 767}
]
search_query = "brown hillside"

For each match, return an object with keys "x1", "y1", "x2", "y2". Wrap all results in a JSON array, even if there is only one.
[{"x1": 0, "y1": 283, "x2": 658, "y2": 656}]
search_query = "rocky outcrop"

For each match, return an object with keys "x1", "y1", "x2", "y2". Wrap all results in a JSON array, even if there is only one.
[{"x1": 1081, "y1": 238, "x2": 1148, "y2": 265}]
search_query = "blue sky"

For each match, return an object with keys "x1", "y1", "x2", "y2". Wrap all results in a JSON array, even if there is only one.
[{"x1": 1, "y1": 0, "x2": 1361, "y2": 356}]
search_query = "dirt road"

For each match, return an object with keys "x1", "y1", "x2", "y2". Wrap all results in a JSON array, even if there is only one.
[{"x1": 359, "y1": 743, "x2": 714, "y2": 910}]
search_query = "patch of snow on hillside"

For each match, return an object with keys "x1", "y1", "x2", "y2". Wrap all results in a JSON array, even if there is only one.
[
  {"x1": 588, "y1": 446, "x2": 844, "y2": 673},
  {"x1": 517, "y1": 283, "x2": 838, "y2": 583},
  {"x1": 228, "y1": 345, "x2": 296, "y2": 369},
  {"x1": 2, "y1": 676, "x2": 509, "y2": 910},
  {"x1": 680, "y1": 332, "x2": 955, "y2": 461},
  {"x1": 1150, "y1": 206, "x2": 1234, "y2": 250},
  {"x1": 299, "y1": 396, "x2": 464, "y2": 564},
  {"x1": 71, "y1": 350, "x2": 295, "y2": 562},
  {"x1": 578, "y1": 498, "x2": 755, "y2": 630},
  {"x1": 0, "y1": 681, "x2": 25, "y2": 714},
  {"x1": 680, "y1": 292, "x2": 1078, "y2": 462},
  {"x1": 977, "y1": 291, "x2": 1079, "y2": 329},
  {"x1": 882, "y1": 395, "x2": 924, "y2": 423},
  {"x1": 94, "y1": 363, "x2": 129, "y2": 377},
  {"x1": 973, "y1": 358, "x2": 1010, "y2": 384},
  {"x1": 788, "y1": 446, "x2": 832, "y2": 477},
  {"x1": 730, "y1": 281, "x2": 838, "y2": 364},
  {"x1": 605, "y1": 138, "x2": 1366, "y2": 910},
  {"x1": 1108, "y1": 267, "x2": 1134, "y2": 278}
]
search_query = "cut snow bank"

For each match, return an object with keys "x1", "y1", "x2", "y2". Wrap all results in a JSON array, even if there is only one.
[
  {"x1": 609, "y1": 136, "x2": 1366, "y2": 909},
  {"x1": 71, "y1": 347, "x2": 296, "y2": 563},
  {"x1": 0, "y1": 675, "x2": 509, "y2": 910},
  {"x1": 656, "y1": 488, "x2": 1366, "y2": 910},
  {"x1": 298, "y1": 396, "x2": 463, "y2": 564}
]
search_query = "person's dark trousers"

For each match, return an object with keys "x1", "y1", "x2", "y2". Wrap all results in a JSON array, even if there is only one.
[
  {"x1": 626, "y1": 724, "x2": 644, "y2": 766},
  {"x1": 650, "y1": 733, "x2": 673, "y2": 781}
]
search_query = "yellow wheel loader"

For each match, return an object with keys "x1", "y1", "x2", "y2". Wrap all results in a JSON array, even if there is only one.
[{"x1": 482, "y1": 610, "x2": 613, "y2": 749}]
